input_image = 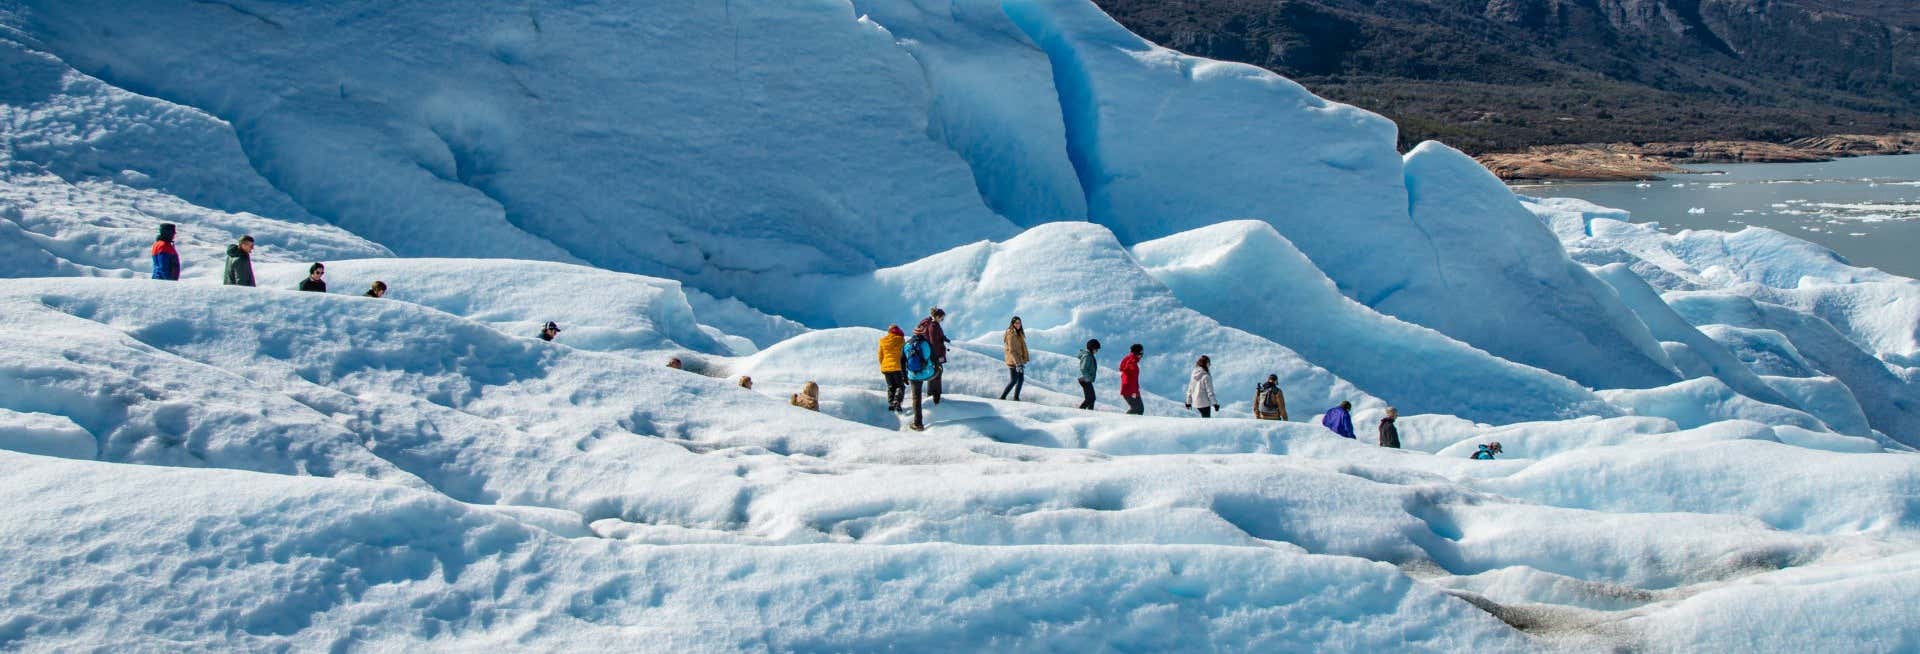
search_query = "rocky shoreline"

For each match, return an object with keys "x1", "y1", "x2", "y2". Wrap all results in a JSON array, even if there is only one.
[{"x1": 1478, "y1": 131, "x2": 1920, "y2": 182}]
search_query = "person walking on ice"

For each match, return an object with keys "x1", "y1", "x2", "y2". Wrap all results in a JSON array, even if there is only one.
[
  {"x1": 904, "y1": 324, "x2": 939, "y2": 431},
  {"x1": 299, "y1": 263, "x2": 327, "y2": 292},
  {"x1": 151, "y1": 224, "x2": 180, "y2": 281},
  {"x1": 791, "y1": 382, "x2": 820, "y2": 411},
  {"x1": 1076, "y1": 339, "x2": 1101, "y2": 410},
  {"x1": 1471, "y1": 442, "x2": 1503, "y2": 460},
  {"x1": 1001, "y1": 317, "x2": 1029, "y2": 401},
  {"x1": 1253, "y1": 375, "x2": 1288, "y2": 421},
  {"x1": 1120, "y1": 344, "x2": 1145, "y2": 415},
  {"x1": 916, "y1": 308, "x2": 953, "y2": 405},
  {"x1": 1185, "y1": 355, "x2": 1218, "y2": 417},
  {"x1": 1322, "y1": 401, "x2": 1356, "y2": 438},
  {"x1": 878, "y1": 324, "x2": 906, "y2": 412},
  {"x1": 223, "y1": 235, "x2": 255, "y2": 287},
  {"x1": 1378, "y1": 407, "x2": 1401, "y2": 449}
]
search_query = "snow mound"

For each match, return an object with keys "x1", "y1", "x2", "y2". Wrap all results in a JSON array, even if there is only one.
[{"x1": 1133, "y1": 220, "x2": 1613, "y2": 423}]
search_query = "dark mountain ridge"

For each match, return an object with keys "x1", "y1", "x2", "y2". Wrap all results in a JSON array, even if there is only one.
[{"x1": 1094, "y1": 0, "x2": 1920, "y2": 153}]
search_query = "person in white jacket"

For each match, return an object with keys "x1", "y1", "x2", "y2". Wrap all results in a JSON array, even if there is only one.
[{"x1": 1185, "y1": 355, "x2": 1219, "y2": 418}]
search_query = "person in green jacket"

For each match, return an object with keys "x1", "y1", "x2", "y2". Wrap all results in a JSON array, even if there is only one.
[
  {"x1": 1076, "y1": 339, "x2": 1101, "y2": 410},
  {"x1": 222, "y1": 235, "x2": 256, "y2": 287}
]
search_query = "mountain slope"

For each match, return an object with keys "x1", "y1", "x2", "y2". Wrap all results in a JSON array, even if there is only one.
[{"x1": 1093, "y1": 0, "x2": 1920, "y2": 152}]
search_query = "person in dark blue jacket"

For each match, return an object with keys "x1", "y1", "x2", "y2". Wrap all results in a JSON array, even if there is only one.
[
  {"x1": 1321, "y1": 401, "x2": 1356, "y2": 439},
  {"x1": 150, "y1": 224, "x2": 180, "y2": 280}
]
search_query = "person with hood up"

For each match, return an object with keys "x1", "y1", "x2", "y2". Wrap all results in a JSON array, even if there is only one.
[
  {"x1": 904, "y1": 323, "x2": 939, "y2": 430},
  {"x1": 878, "y1": 324, "x2": 906, "y2": 412},
  {"x1": 539, "y1": 321, "x2": 561, "y2": 342},
  {"x1": 916, "y1": 308, "x2": 953, "y2": 404},
  {"x1": 1185, "y1": 355, "x2": 1218, "y2": 417},
  {"x1": 1001, "y1": 316, "x2": 1029, "y2": 401},
  {"x1": 151, "y1": 224, "x2": 180, "y2": 281},
  {"x1": 1379, "y1": 408, "x2": 1402, "y2": 449},
  {"x1": 1119, "y1": 344, "x2": 1145, "y2": 415},
  {"x1": 1321, "y1": 401, "x2": 1356, "y2": 439},
  {"x1": 299, "y1": 263, "x2": 327, "y2": 292},
  {"x1": 791, "y1": 382, "x2": 820, "y2": 411},
  {"x1": 364, "y1": 281, "x2": 387, "y2": 298},
  {"x1": 223, "y1": 235, "x2": 255, "y2": 287},
  {"x1": 1471, "y1": 442, "x2": 1503, "y2": 460},
  {"x1": 1076, "y1": 339, "x2": 1101, "y2": 410},
  {"x1": 1253, "y1": 375, "x2": 1288, "y2": 421}
]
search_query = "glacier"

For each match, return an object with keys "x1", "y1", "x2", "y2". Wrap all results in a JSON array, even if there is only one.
[{"x1": 3, "y1": 0, "x2": 1920, "y2": 651}]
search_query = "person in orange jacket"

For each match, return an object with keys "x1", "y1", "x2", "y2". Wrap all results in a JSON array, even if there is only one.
[{"x1": 878, "y1": 324, "x2": 906, "y2": 412}]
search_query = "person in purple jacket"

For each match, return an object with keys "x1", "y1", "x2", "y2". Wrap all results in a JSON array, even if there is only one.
[{"x1": 1321, "y1": 401, "x2": 1356, "y2": 439}]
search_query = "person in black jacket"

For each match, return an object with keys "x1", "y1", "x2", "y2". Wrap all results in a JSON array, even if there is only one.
[
  {"x1": 539, "y1": 321, "x2": 561, "y2": 342},
  {"x1": 1378, "y1": 407, "x2": 1401, "y2": 449},
  {"x1": 298, "y1": 263, "x2": 327, "y2": 292},
  {"x1": 364, "y1": 281, "x2": 387, "y2": 298},
  {"x1": 223, "y1": 235, "x2": 256, "y2": 287}
]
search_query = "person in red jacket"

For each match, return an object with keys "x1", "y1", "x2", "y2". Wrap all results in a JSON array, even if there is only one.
[
  {"x1": 1119, "y1": 343, "x2": 1145, "y2": 415},
  {"x1": 150, "y1": 223, "x2": 180, "y2": 280},
  {"x1": 915, "y1": 307, "x2": 952, "y2": 404}
]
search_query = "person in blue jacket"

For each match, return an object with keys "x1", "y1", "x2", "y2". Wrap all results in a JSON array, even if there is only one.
[
  {"x1": 150, "y1": 224, "x2": 180, "y2": 280},
  {"x1": 904, "y1": 323, "x2": 939, "y2": 431},
  {"x1": 1471, "y1": 442, "x2": 1504, "y2": 460},
  {"x1": 1321, "y1": 401, "x2": 1356, "y2": 439}
]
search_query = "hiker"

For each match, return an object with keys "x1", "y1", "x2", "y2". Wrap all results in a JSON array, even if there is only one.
[
  {"x1": 222, "y1": 235, "x2": 255, "y2": 287},
  {"x1": 299, "y1": 263, "x2": 327, "y2": 292},
  {"x1": 915, "y1": 308, "x2": 953, "y2": 404},
  {"x1": 1379, "y1": 408, "x2": 1401, "y2": 449},
  {"x1": 1120, "y1": 344, "x2": 1145, "y2": 415},
  {"x1": 791, "y1": 382, "x2": 820, "y2": 411},
  {"x1": 878, "y1": 325, "x2": 906, "y2": 412},
  {"x1": 150, "y1": 224, "x2": 180, "y2": 281},
  {"x1": 1253, "y1": 375, "x2": 1288, "y2": 421},
  {"x1": 1185, "y1": 355, "x2": 1218, "y2": 417},
  {"x1": 1471, "y1": 442, "x2": 1504, "y2": 460},
  {"x1": 667, "y1": 357, "x2": 683, "y2": 370},
  {"x1": 1001, "y1": 316, "x2": 1029, "y2": 401},
  {"x1": 1321, "y1": 401, "x2": 1356, "y2": 439},
  {"x1": 738, "y1": 376, "x2": 754, "y2": 390},
  {"x1": 1077, "y1": 339, "x2": 1101, "y2": 410},
  {"x1": 904, "y1": 324, "x2": 939, "y2": 430},
  {"x1": 364, "y1": 281, "x2": 387, "y2": 298},
  {"x1": 539, "y1": 321, "x2": 561, "y2": 342}
]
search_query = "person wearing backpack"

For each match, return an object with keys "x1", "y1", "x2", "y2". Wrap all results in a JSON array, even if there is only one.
[
  {"x1": 916, "y1": 308, "x2": 953, "y2": 404},
  {"x1": 879, "y1": 324, "x2": 907, "y2": 412},
  {"x1": 1321, "y1": 401, "x2": 1356, "y2": 438},
  {"x1": 1001, "y1": 317, "x2": 1029, "y2": 401},
  {"x1": 904, "y1": 324, "x2": 939, "y2": 430},
  {"x1": 1119, "y1": 344, "x2": 1145, "y2": 415},
  {"x1": 1471, "y1": 442, "x2": 1503, "y2": 460},
  {"x1": 1253, "y1": 375, "x2": 1288, "y2": 421},
  {"x1": 1076, "y1": 339, "x2": 1101, "y2": 410},
  {"x1": 151, "y1": 223, "x2": 181, "y2": 280},
  {"x1": 1185, "y1": 355, "x2": 1218, "y2": 418},
  {"x1": 1378, "y1": 407, "x2": 1401, "y2": 449}
]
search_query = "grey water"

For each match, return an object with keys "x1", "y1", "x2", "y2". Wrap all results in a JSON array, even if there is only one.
[{"x1": 1512, "y1": 154, "x2": 1920, "y2": 280}]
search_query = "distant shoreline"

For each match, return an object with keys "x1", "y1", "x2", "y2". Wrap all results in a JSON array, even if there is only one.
[{"x1": 1478, "y1": 132, "x2": 1920, "y2": 182}]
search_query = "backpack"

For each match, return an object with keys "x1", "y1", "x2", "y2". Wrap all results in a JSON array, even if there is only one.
[
  {"x1": 1257, "y1": 386, "x2": 1280, "y2": 412},
  {"x1": 905, "y1": 336, "x2": 930, "y2": 374}
]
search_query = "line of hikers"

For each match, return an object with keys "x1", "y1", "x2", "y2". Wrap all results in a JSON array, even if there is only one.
[{"x1": 149, "y1": 224, "x2": 387, "y2": 297}]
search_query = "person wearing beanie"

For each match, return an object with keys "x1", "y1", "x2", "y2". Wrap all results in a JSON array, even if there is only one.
[{"x1": 151, "y1": 224, "x2": 180, "y2": 281}]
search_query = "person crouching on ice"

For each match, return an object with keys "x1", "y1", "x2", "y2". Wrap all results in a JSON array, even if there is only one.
[{"x1": 1472, "y1": 442, "x2": 1503, "y2": 460}]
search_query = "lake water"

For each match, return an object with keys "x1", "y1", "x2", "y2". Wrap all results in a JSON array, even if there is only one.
[{"x1": 1510, "y1": 154, "x2": 1920, "y2": 280}]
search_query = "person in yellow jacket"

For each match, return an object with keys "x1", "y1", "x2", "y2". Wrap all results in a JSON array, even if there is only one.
[
  {"x1": 879, "y1": 324, "x2": 906, "y2": 412},
  {"x1": 1000, "y1": 316, "x2": 1029, "y2": 401}
]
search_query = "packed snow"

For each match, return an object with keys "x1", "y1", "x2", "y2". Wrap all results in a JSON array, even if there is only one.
[{"x1": 3, "y1": 0, "x2": 1920, "y2": 651}]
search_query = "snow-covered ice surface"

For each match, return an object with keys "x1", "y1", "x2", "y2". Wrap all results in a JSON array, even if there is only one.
[{"x1": 4, "y1": 0, "x2": 1920, "y2": 650}]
